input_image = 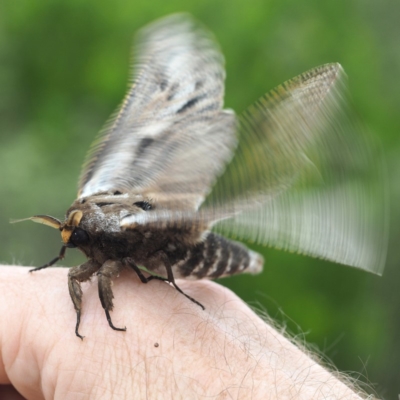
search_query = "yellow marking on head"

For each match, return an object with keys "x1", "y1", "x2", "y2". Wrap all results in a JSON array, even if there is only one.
[
  {"x1": 61, "y1": 227, "x2": 74, "y2": 244},
  {"x1": 66, "y1": 210, "x2": 83, "y2": 227},
  {"x1": 61, "y1": 210, "x2": 83, "y2": 244}
]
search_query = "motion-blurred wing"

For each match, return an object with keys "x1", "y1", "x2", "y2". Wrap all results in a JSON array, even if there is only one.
[
  {"x1": 207, "y1": 64, "x2": 388, "y2": 274},
  {"x1": 78, "y1": 14, "x2": 236, "y2": 209},
  {"x1": 122, "y1": 64, "x2": 388, "y2": 274}
]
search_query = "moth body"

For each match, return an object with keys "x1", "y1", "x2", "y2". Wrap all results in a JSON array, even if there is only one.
[
  {"x1": 64, "y1": 193, "x2": 263, "y2": 280},
  {"x1": 51, "y1": 192, "x2": 263, "y2": 337}
]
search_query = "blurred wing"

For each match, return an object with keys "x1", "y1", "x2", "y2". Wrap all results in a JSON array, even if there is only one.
[
  {"x1": 208, "y1": 64, "x2": 388, "y2": 274},
  {"x1": 122, "y1": 64, "x2": 388, "y2": 274},
  {"x1": 78, "y1": 14, "x2": 237, "y2": 209},
  {"x1": 204, "y1": 64, "x2": 343, "y2": 206}
]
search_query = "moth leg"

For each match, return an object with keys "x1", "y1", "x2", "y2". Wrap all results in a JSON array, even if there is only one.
[
  {"x1": 29, "y1": 245, "x2": 67, "y2": 272},
  {"x1": 97, "y1": 260, "x2": 127, "y2": 332},
  {"x1": 68, "y1": 260, "x2": 100, "y2": 339},
  {"x1": 123, "y1": 257, "x2": 168, "y2": 283},
  {"x1": 155, "y1": 251, "x2": 205, "y2": 310}
]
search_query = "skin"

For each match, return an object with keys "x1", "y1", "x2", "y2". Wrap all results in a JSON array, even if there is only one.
[{"x1": 0, "y1": 266, "x2": 369, "y2": 400}]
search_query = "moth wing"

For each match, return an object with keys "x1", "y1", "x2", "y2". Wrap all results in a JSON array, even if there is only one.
[
  {"x1": 78, "y1": 14, "x2": 236, "y2": 209},
  {"x1": 121, "y1": 64, "x2": 388, "y2": 274},
  {"x1": 207, "y1": 64, "x2": 388, "y2": 274}
]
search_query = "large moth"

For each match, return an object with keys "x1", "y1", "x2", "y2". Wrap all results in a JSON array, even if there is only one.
[{"x1": 16, "y1": 14, "x2": 388, "y2": 339}]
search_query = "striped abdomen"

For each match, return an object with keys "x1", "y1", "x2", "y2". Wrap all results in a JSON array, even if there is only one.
[{"x1": 174, "y1": 232, "x2": 263, "y2": 279}]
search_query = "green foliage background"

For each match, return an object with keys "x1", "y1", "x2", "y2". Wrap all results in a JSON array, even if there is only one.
[{"x1": 1, "y1": 0, "x2": 399, "y2": 398}]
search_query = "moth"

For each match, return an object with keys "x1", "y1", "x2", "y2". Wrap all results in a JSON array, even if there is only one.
[{"x1": 15, "y1": 14, "x2": 388, "y2": 339}]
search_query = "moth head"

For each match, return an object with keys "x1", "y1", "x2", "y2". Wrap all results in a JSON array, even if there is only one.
[
  {"x1": 12, "y1": 210, "x2": 89, "y2": 249},
  {"x1": 61, "y1": 210, "x2": 89, "y2": 248}
]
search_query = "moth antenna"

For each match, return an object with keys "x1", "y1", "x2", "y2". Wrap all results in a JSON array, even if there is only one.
[{"x1": 10, "y1": 215, "x2": 62, "y2": 230}]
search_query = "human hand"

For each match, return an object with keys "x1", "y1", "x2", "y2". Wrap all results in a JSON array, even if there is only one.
[{"x1": 0, "y1": 266, "x2": 368, "y2": 399}]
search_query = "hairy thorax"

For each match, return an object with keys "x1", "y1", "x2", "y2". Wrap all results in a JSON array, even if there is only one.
[{"x1": 66, "y1": 194, "x2": 205, "y2": 271}]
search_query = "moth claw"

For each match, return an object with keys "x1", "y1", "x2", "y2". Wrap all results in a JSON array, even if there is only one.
[
  {"x1": 109, "y1": 324, "x2": 127, "y2": 332},
  {"x1": 111, "y1": 326, "x2": 127, "y2": 332},
  {"x1": 75, "y1": 310, "x2": 85, "y2": 339},
  {"x1": 105, "y1": 309, "x2": 127, "y2": 332}
]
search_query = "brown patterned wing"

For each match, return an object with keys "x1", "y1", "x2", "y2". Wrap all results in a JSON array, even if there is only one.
[
  {"x1": 78, "y1": 14, "x2": 237, "y2": 210},
  {"x1": 122, "y1": 64, "x2": 388, "y2": 274},
  {"x1": 206, "y1": 64, "x2": 388, "y2": 274}
]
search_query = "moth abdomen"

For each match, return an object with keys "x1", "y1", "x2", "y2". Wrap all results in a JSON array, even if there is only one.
[{"x1": 176, "y1": 233, "x2": 263, "y2": 280}]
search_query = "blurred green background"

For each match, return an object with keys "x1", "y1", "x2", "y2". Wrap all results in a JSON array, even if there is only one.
[{"x1": 1, "y1": 0, "x2": 399, "y2": 398}]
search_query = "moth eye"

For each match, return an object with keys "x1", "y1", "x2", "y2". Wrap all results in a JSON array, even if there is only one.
[
  {"x1": 70, "y1": 228, "x2": 89, "y2": 246},
  {"x1": 113, "y1": 191, "x2": 122, "y2": 195},
  {"x1": 134, "y1": 201, "x2": 152, "y2": 211}
]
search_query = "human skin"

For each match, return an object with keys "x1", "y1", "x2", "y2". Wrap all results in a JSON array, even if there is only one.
[{"x1": 0, "y1": 266, "x2": 369, "y2": 399}]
